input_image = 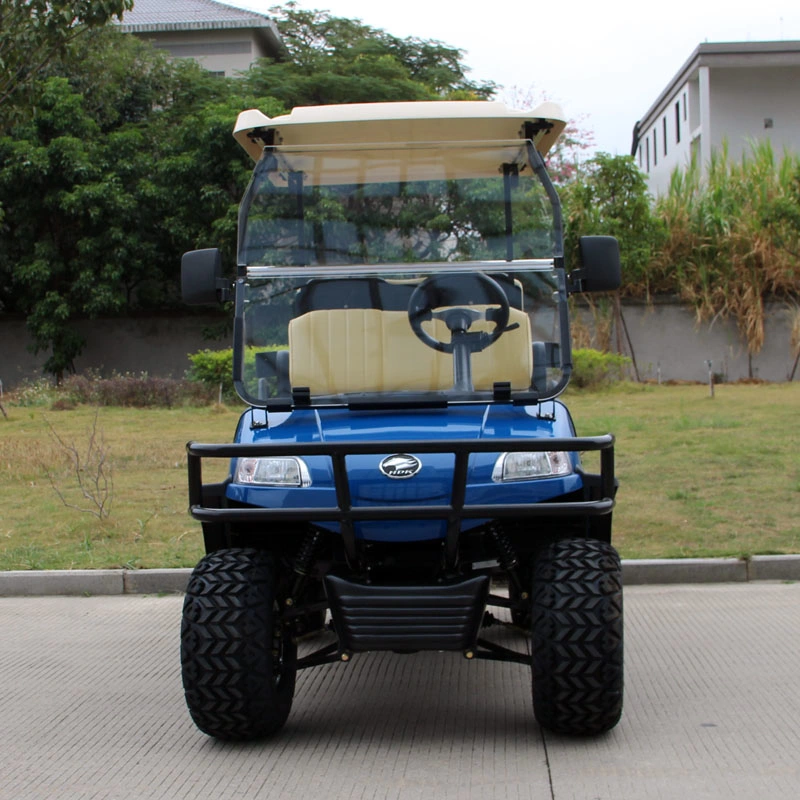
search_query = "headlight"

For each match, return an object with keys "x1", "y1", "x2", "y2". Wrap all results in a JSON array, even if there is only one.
[
  {"x1": 491, "y1": 451, "x2": 572, "y2": 482},
  {"x1": 235, "y1": 457, "x2": 312, "y2": 487}
]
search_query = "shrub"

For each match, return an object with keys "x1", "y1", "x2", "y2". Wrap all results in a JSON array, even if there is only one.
[
  {"x1": 187, "y1": 349, "x2": 235, "y2": 401},
  {"x1": 570, "y1": 348, "x2": 631, "y2": 389},
  {"x1": 187, "y1": 346, "x2": 283, "y2": 401},
  {"x1": 8, "y1": 378, "x2": 58, "y2": 407},
  {"x1": 59, "y1": 372, "x2": 212, "y2": 408}
]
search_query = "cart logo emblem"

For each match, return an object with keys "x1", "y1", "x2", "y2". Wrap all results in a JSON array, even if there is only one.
[{"x1": 379, "y1": 454, "x2": 422, "y2": 479}]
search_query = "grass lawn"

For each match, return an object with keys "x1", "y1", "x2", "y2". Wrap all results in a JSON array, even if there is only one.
[{"x1": 1, "y1": 382, "x2": 798, "y2": 569}]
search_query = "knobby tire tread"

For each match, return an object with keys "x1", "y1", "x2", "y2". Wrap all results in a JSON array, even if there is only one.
[
  {"x1": 181, "y1": 548, "x2": 296, "y2": 740},
  {"x1": 531, "y1": 537, "x2": 623, "y2": 736}
]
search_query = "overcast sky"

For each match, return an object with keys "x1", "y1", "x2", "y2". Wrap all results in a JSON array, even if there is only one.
[{"x1": 235, "y1": 0, "x2": 800, "y2": 154}]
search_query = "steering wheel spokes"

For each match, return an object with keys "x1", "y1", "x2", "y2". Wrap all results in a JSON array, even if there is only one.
[
  {"x1": 407, "y1": 273, "x2": 511, "y2": 354},
  {"x1": 431, "y1": 306, "x2": 485, "y2": 333},
  {"x1": 407, "y1": 273, "x2": 512, "y2": 392}
]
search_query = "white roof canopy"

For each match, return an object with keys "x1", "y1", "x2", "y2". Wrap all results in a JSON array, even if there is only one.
[{"x1": 233, "y1": 101, "x2": 567, "y2": 161}]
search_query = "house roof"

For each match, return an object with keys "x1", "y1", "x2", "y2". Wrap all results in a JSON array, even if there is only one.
[
  {"x1": 119, "y1": 0, "x2": 279, "y2": 36},
  {"x1": 636, "y1": 40, "x2": 800, "y2": 133}
]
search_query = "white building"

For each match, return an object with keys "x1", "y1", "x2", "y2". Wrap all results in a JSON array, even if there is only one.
[
  {"x1": 632, "y1": 41, "x2": 800, "y2": 195},
  {"x1": 118, "y1": 0, "x2": 284, "y2": 78}
]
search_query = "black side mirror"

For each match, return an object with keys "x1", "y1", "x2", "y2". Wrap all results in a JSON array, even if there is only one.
[
  {"x1": 570, "y1": 236, "x2": 621, "y2": 293},
  {"x1": 181, "y1": 248, "x2": 228, "y2": 305}
]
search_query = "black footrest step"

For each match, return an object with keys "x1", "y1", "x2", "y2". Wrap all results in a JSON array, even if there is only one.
[{"x1": 324, "y1": 574, "x2": 490, "y2": 653}]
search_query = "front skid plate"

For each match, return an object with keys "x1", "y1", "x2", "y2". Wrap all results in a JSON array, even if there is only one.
[{"x1": 324, "y1": 574, "x2": 490, "y2": 652}]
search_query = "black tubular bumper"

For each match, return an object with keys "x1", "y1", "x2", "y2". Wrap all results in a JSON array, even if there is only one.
[{"x1": 186, "y1": 435, "x2": 615, "y2": 564}]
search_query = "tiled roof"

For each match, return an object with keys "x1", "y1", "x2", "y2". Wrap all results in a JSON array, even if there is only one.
[{"x1": 118, "y1": 0, "x2": 275, "y2": 32}]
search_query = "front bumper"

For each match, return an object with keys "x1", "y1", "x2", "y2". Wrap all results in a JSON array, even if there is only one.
[{"x1": 187, "y1": 435, "x2": 615, "y2": 565}]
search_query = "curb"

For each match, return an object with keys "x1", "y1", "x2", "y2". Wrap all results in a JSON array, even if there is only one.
[{"x1": 1, "y1": 556, "x2": 799, "y2": 597}]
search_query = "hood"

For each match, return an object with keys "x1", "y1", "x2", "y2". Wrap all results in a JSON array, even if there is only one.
[{"x1": 249, "y1": 402, "x2": 573, "y2": 445}]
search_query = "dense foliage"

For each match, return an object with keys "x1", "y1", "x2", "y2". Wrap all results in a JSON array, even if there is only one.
[
  {"x1": 2, "y1": 2, "x2": 799, "y2": 379},
  {"x1": 654, "y1": 142, "x2": 800, "y2": 355},
  {"x1": 565, "y1": 145, "x2": 800, "y2": 356},
  {"x1": 1, "y1": 5, "x2": 493, "y2": 378},
  {"x1": 251, "y1": 3, "x2": 496, "y2": 104},
  {"x1": 0, "y1": 29, "x2": 252, "y2": 376},
  {"x1": 0, "y1": 0, "x2": 133, "y2": 121},
  {"x1": 569, "y1": 348, "x2": 631, "y2": 389}
]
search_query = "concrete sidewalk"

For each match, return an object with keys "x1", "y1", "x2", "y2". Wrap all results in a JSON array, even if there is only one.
[
  {"x1": 2, "y1": 584, "x2": 799, "y2": 799},
  {"x1": 0, "y1": 554, "x2": 799, "y2": 596}
]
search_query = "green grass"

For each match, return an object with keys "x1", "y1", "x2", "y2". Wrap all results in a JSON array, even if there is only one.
[
  {"x1": 1, "y1": 383, "x2": 798, "y2": 569},
  {"x1": 566, "y1": 382, "x2": 800, "y2": 559},
  {"x1": 0, "y1": 404, "x2": 239, "y2": 570}
]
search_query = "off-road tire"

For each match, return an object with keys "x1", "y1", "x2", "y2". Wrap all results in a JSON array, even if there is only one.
[
  {"x1": 181, "y1": 548, "x2": 297, "y2": 740},
  {"x1": 531, "y1": 537, "x2": 623, "y2": 735}
]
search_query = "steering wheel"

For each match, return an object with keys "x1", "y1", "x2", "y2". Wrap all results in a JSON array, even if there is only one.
[{"x1": 407, "y1": 273, "x2": 511, "y2": 354}]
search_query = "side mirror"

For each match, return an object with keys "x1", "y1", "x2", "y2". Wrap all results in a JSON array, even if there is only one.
[
  {"x1": 570, "y1": 236, "x2": 621, "y2": 293},
  {"x1": 181, "y1": 248, "x2": 228, "y2": 305}
]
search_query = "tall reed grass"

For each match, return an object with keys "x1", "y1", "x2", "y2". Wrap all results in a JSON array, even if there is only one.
[
  {"x1": 565, "y1": 145, "x2": 800, "y2": 364},
  {"x1": 653, "y1": 141, "x2": 800, "y2": 357}
]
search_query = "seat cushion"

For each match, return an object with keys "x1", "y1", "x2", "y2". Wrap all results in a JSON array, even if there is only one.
[{"x1": 289, "y1": 307, "x2": 532, "y2": 394}]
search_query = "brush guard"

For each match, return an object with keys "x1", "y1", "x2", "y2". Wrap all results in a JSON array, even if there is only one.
[{"x1": 186, "y1": 435, "x2": 615, "y2": 568}]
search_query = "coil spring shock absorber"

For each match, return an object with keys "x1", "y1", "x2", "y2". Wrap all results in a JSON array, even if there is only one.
[
  {"x1": 487, "y1": 522, "x2": 523, "y2": 596},
  {"x1": 290, "y1": 527, "x2": 324, "y2": 600}
]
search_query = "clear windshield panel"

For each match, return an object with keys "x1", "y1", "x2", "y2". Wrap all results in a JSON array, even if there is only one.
[
  {"x1": 235, "y1": 263, "x2": 568, "y2": 407},
  {"x1": 239, "y1": 141, "x2": 560, "y2": 267}
]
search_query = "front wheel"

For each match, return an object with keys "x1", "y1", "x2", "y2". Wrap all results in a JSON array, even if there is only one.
[
  {"x1": 181, "y1": 548, "x2": 297, "y2": 740},
  {"x1": 531, "y1": 538, "x2": 623, "y2": 735}
]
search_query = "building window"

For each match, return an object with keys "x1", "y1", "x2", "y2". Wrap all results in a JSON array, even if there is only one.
[
  {"x1": 683, "y1": 92, "x2": 687, "y2": 121},
  {"x1": 675, "y1": 102, "x2": 681, "y2": 143},
  {"x1": 646, "y1": 137, "x2": 650, "y2": 172},
  {"x1": 638, "y1": 145, "x2": 643, "y2": 168},
  {"x1": 663, "y1": 117, "x2": 668, "y2": 156},
  {"x1": 653, "y1": 129, "x2": 657, "y2": 166}
]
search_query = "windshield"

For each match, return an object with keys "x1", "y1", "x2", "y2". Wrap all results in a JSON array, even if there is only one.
[
  {"x1": 234, "y1": 140, "x2": 569, "y2": 408},
  {"x1": 239, "y1": 141, "x2": 561, "y2": 267}
]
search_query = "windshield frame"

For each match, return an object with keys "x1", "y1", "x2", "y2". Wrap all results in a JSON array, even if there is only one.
[
  {"x1": 232, "y1": 137, "x2": 571, "y2": 409},
  {"x1": 232, "y1": 261, "x2": 572, "y2": 410},
  {"x1": 236, "y1": 139, "x2": 564, "y2": 273}
]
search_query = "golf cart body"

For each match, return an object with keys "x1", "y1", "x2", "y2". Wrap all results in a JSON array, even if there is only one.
[{"x1": 180, "y1": 101, "x2": 623, "y2": 740}]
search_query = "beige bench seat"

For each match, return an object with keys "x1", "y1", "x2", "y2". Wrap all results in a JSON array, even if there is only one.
[{"x1": 289, "y1": 307, "x2": 532, "y2": 395}]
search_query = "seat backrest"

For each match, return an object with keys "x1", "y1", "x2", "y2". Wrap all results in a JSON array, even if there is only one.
[{"x1": 289, "y1": 307, "x2": 532, "y2": 395}]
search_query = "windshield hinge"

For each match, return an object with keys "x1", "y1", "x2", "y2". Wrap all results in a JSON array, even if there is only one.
[
  {"x1": 292, "y1": 387, "x2": 311, "y2": 407},
  {"x1": 249, "y1": 127, "x2": 276, "y2": 146},
  {"x1": 492, "y1": 382, "x2": 512, "y2": 403},
  {"x1": 523, "y1": 120, "x2": 554, "y2": 143}
]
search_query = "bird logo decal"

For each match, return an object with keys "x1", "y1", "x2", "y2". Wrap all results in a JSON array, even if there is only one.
[{"x1": 379, "y1": 454, "x2": 422, "y2": 479}]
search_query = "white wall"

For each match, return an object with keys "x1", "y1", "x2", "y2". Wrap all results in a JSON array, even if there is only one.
[
  {"x1": 145, "y1": 29, "x2": 265, "y2": 76},
  {"x1": 709, "y1": 66, "x2": 800, "y2": 161},
  {"x1": 637, "y1": 82, "x2": 693, "y2": 196},
  {"x1": 641, "y1": 63, "x2": 800, "y2": 195}
]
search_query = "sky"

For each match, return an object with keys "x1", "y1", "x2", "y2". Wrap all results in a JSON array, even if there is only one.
[{"x1": 232, "y1": 0, "x2": 800, "y2": 155}]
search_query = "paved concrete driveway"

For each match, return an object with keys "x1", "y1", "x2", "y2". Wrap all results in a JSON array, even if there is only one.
[{"x1": 1, "y1": 583, "x2": 798, "y2": 800}]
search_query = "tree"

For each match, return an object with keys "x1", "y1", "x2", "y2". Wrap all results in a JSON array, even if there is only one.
[
  {"x1": 244, "y1": 3, "x2": 497, "y2": 106},
  {"x1": 0, "y1": 29, "x2": 252, "y2": 378},
  {"x1": 0, "y1": 6, "x2": 501, "y2": 378},
  {"x1": 0, "y1": 0, "x2": 133, "y2": 125},
  {"x1": 561, "y1": 154, "x2": 666, "y2": 374},
  {"x1": 563, "y1": 153, "x2": 665, "y2": 291}
]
